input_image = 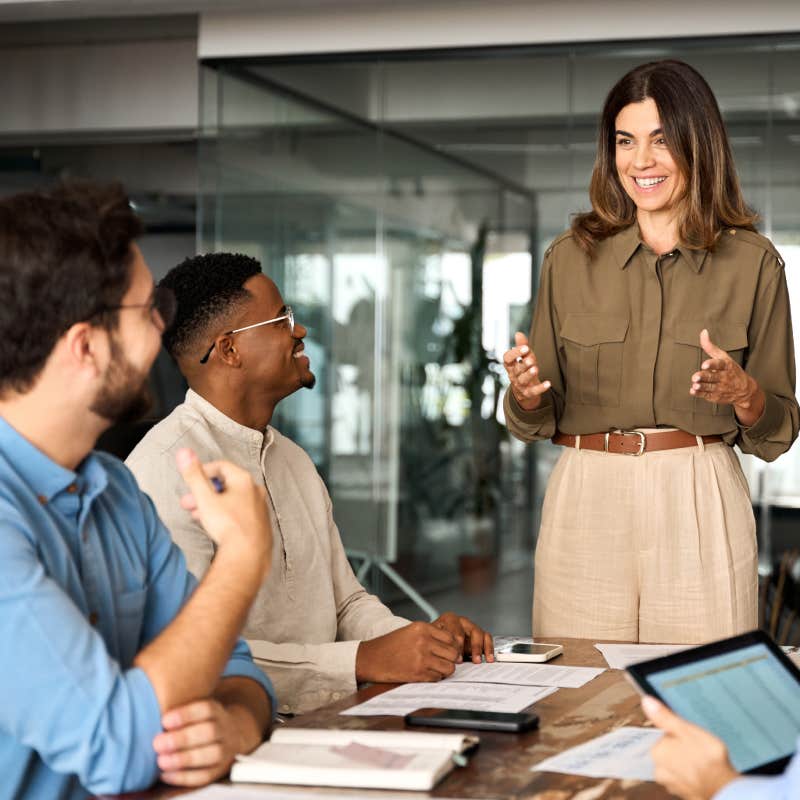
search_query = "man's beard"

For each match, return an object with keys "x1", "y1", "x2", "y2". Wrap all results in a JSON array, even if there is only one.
[{"x1": 89, "y1": 335, "x2": 153, "y2": 425}]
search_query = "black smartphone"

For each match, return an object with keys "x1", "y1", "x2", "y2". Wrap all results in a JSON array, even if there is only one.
[{"x1": 404, "y1": 707, "x2": 539, "y2": 733}]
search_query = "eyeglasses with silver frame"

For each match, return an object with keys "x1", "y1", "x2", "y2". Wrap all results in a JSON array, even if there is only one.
[{"x1": 199, "y1": 306, "x2": 294, "y2": 364}]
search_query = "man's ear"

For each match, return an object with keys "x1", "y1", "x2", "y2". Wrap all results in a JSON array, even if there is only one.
[
  {"x1": 62, "y1": 321, "x2": 107, "y2": 376},
  {"x1": 217, "y1": 335, "x2": 242, "y2": 368}
]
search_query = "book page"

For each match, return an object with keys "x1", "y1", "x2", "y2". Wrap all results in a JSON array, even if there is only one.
[{"x1": 271, "y1": 728, "x2": 473, "y2": 751}]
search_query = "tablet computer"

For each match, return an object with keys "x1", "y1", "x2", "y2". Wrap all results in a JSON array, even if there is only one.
[{"x1": 627, "y1": 630, "x2": 800, "y2": 775}]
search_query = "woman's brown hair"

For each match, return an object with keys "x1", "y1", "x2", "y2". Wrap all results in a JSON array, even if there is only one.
[{"x1": 571, "y1": 59, "x2": 758, "y2": 254}]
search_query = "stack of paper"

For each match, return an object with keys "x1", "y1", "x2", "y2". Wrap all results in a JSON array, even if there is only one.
[
  {"x1": 447, "y1": 661, "x2": 604, "y2": 689},
  {"x1": 342, "y1": 651, "x2": 606, "y2": 717},
  {"x1": 341, "y1": 681, "x2": 556, "y2": 717}
]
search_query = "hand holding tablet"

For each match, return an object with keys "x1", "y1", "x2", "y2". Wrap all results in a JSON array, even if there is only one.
[{"x1": 626, "y1": 630, "x2": 800, "y2": 775}]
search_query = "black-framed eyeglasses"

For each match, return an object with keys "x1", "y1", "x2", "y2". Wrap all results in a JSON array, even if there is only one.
[
  {"x1": 199, "y1": 306, "x2": 294, "y2": 364},
  {"x1": 92, "y1": 285, "x2": 177, "y2": 332}
]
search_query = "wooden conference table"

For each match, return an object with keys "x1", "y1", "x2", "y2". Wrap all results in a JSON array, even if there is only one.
[{"x1": 113, "y1": 638, "x2": 676, "y2": 799}]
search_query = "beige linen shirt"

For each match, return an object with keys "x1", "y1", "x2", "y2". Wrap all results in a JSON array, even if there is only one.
[
  {"x1": 126, "y1": 390, "x2": 408, "y2": 714},
  {"x1": 504, "y1": 225, "x2": 799, "y2": 461}
]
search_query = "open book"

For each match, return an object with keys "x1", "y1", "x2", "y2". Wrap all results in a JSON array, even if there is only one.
[{"x1": 230, "y1": 728, "x2": 478, "y2": 791}]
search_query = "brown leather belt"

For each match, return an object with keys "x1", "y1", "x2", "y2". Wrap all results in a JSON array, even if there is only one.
[{"x1": 552, "y1": 430, "x2": 723, "y2": 456}]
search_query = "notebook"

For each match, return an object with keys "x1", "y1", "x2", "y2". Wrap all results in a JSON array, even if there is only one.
[{"x1": 230, "y1": 728, "x2": 478, "y2": 791}]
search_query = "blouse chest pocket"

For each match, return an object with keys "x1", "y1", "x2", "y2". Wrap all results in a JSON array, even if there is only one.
[
  {"x1": 670, "y1": 321, "x2": 748, "y2": 416},
  {"x1": 560, "y1": 314, "x2": 628, "y2": 408}
]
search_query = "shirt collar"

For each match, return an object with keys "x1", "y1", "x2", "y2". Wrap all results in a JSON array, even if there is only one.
[
  {"x1": 612, "y1": 224, "x2": 708, "y2": 273},
  {"x1": 184, "y1": 389, "x2": 274, "y2": 453},
  {"x1": 0, "y1": 415, "x2": 108, "y2": 504}
]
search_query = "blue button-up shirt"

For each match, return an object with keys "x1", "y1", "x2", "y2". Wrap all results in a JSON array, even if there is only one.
[
  {"x1": 715, "y1": 740, "x2": 800, "y2": 799},
  {"x1": 0, "y1": 417, "x2": 276, "y2": 800}
]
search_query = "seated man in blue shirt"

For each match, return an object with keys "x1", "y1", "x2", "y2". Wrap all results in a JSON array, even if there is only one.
[
  {"x1": 0, "y1": 182, "x2": 276, "y2": 799},
  {"x1": 643, "y1": 695, "x2": 800, "y2": 799}
]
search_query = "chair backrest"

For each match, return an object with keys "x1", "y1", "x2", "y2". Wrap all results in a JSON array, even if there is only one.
[{"x1": 761, "y1": 550, "x2": 800, "y2": 646}]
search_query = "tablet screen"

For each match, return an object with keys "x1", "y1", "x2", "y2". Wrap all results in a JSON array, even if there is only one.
[{"x1": 646, "y1": 642, "x2": 800, "y2": 772}]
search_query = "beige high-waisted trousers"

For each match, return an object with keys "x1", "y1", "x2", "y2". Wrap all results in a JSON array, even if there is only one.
[{"x1": 533, "y1": 439, "x2": 758, "y2": 644}]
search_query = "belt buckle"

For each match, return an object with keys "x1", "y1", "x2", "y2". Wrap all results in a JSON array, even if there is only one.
[{"x1": 605, "y1": 429, "x2": 646, "y2": 456}]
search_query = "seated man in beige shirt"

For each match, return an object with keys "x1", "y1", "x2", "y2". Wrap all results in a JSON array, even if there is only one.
[{"x1": 126, "y1": 252, "x2": 494, "y2": 715}]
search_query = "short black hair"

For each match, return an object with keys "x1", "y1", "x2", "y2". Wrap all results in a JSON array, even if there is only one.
[
  {"x1": 159, "y1": 252, "x2": 262, "y2": 360},
  {"x1": 0, "y1": 180, "x2": 142, "y2": 396}
]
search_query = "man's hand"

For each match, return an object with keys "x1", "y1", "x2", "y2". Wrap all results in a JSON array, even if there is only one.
[
  {"x1": 433, "y1": 612, "x2": 494, "y2": 664},
  {"x1": 643, "y1": 696, "x2": 740, "y2": 800},
  {"x1": 177, "y1": 448, "x2": 271, "y2": 575},
  {"x1": 355, "y1": 622, "x2": 461, "y2": 683},
  {"x1": 153, "y1": 699, "x2": 244, "y2": 787},
  {"x1": 502, "y1": 332, "x2": 551, "y2": 411},
  {"x1": 690, "y1": 330, "x2": 765, "y2": 426}
]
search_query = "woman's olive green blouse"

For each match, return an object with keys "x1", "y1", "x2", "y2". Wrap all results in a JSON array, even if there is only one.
[{"x1": 504, "y1": 225, "x2": 799, "y2": 462}]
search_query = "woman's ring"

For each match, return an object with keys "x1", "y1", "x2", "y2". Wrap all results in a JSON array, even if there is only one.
[{"x1": 515, "y1": 356, "x2": 524, "y2": 364}]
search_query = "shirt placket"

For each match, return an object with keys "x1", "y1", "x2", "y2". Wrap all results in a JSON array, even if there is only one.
[
  {"x1": 75, "y1": 490, "x2": 111, "y2": 641},
  {"x1": 637, "y1": 248, "x2": 665, "y2": 426},
  {"x1": 52, "y1": 484, "x2": 105, "y2": 633},
  {"x1": 261, "y1": 446, "x2": 294, "y2": 602}
]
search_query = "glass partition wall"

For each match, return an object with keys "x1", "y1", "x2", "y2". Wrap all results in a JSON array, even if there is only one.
[
  {"x1": 201, "y1": 35, "x2": 800, "y2": 620},
  {"x1": 199, "y1": 65, "x2": 537, "y2": 612}
]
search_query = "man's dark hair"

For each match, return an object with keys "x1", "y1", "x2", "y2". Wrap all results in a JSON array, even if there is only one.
[
  {"x1": 0, "y1": 180, "x2": 142, "y2": 396},
  {"x1": 159, "y1": 252, "x2": 262, "y2": 360}
]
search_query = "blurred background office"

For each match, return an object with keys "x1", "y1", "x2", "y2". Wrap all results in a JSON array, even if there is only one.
[{"x1": 1, "y1": 0, "x2": 799, "y2": 635}]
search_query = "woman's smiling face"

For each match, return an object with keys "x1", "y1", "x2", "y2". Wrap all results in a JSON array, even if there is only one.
[{"x1": 614, "y1": 97, "x2": 686, "y2": 217}]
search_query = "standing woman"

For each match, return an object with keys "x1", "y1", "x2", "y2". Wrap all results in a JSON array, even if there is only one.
[{"x1": 504, "y1": 60, "x2": 799, "y2": 644}]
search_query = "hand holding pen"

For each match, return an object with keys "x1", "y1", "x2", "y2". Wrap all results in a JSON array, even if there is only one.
[
  {"x1": 176, "y1": 448, "x2": 272, "y2": 576},
  {"x1": 502, "y1": 331, "x2": 551, "y2": 411}
]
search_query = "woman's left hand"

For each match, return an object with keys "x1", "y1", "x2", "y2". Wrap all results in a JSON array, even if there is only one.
[{"x1": 690, "y1": 329, "x2": 765, "y2": 426}]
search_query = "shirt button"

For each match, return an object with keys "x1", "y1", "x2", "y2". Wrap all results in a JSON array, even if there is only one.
[
  {"x1": 67, "y1": 484, "x2": 78, "y2": 494},
  {"x1": 89, "y1": 612, "x2": 99, "y2": 626},
  {"x1": 82, "y1": 530, "x2": 89, "y2": 543},
  {"x1": 332, "y1": 692, "x2": 342, "y2": 700},
  {"x1": 37, "y1": 494, "x2": 47, "y2": 505}
]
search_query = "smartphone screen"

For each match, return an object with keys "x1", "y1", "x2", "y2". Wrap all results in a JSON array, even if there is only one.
[{"x1": 505, "y1": 644, "x2": 559, "y2": 655}]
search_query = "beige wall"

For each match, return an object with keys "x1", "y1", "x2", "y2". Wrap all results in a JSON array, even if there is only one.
[
  {"x1": 199, "y1": 0, "x2": 800, "y2": 59},
  {"x1": 0, "y1": 37, "x2": 197, "y2": 136}
]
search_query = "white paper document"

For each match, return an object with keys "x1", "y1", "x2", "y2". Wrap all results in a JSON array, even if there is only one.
[
  {"x1": 182, "y1": 785, "x2": 456, "y2": 800},
  {"x1": 180, "y1": 788, "x2": 299, "y2": 800},
  {"x1": 594, "y1": 642, "x2": 690, "y2": 670},
  {"x1": 341, "y1": 681, "x2": 556, "y2": 717},
  {"x1": 532, "y1": 726, "x2": 663, "y2": 780},
  {"x1": 447, "y1": 661, "x2": 604, "y2": 689},
  {"x1": 786, "y1": 648, "x2": 800, "y2": 669}
]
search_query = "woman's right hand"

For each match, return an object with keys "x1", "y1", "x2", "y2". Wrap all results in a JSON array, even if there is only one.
[{"x1": 502, "y1": 332, "x2": 551, "y2": 411}]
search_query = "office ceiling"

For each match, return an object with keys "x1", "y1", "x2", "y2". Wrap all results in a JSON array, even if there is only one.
[{"x1": 0, "y1": 0, "x2": 393, "y2": 22}]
